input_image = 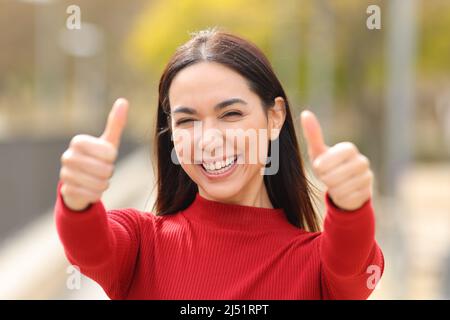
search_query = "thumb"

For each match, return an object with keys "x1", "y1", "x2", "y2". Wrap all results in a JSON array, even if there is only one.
[
  {"x1": 300, "y1": 110, "x2": 328, "y2": 161},
  {"x1": 100, "y1": 98, "x2": 129, "y2": 148}
]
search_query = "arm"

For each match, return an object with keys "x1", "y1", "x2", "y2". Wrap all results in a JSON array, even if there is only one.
[
  {"x1": 300, "y1": 110, "x2": 385, "y2": 299},
  {"x1": 54, "y1": 180, "x2": 141, "y2": 299},
  {"x1": 320, "y1": 192, "x2": 384, "y2": 299}
]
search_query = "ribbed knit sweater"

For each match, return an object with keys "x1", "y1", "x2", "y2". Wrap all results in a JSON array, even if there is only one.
[{"x1": 54, "y1": 180, "x2": 384, "y2": 300}]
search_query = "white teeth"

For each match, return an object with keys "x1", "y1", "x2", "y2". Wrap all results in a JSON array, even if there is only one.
[{"x1": 202, "y1": 156, "x2": 237, "y2": 173}]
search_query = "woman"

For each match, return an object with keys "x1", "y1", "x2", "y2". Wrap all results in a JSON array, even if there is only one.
[{"x1": 55, "y1": 28, "x2": 384, "y2": 299}]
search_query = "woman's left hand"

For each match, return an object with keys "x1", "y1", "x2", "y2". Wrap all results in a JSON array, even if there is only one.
[{"x1": 300, "y1": 110, "x2": 373, "y2": 211}]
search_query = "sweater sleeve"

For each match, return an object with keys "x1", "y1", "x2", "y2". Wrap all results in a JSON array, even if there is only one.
[
  {"x1": 53, "y1": 180, "x2": 141, "y2": 299},
  {"x1": 319, "y1": 192, "x2": 385, "y2": 300}
]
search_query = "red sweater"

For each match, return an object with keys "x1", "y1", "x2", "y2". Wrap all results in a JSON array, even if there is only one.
[{"x1": 54, "y1": 180, "x2": 384, "y2": 300}]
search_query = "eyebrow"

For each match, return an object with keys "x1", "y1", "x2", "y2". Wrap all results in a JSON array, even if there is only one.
[{"x1": 172, "y1": 98, "x2": 248, "y2": 115}]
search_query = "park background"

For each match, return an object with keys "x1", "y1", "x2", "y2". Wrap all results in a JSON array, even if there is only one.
[{"x1": 0, "y1": 0, "x2": 449, "y2": 299}]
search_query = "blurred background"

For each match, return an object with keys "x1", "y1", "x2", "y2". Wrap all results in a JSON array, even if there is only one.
[{"x1": 0, "y1": 0, "x2": 449, "y2": 299}]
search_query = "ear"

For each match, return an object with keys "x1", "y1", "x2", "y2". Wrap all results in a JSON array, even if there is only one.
[{"x1": 267, "y1": 97, "x2": 286, "y2": 141}]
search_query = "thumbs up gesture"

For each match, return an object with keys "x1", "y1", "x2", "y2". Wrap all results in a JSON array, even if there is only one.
[
  {"x1": 301, "y1": 110, "x2": 373, "y2": 211},
  {"x1": 59, "y1": 98, "x2": 129, "y2": 211}
]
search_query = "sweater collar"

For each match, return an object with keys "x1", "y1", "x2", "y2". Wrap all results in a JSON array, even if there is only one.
[{"x1": 183, "y1": 192, "x2": 290, "y2": 230}]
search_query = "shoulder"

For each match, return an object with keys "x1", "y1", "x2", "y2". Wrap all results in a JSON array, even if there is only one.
[
  {"x1": 106, "y1": 207, "x2": 142, "y2": 223},
  {"x1": 272, "y1": 222, "x2": 323, "y2": 248},
  {"x1": 107, "y1": 207, "x2": 183, "y2": 230},
  {"x1": 289, "y1": 229, "x2": 324, "y2": 253},
  {"x1": 297, "y1": 229, "x2": 323, "y2": 243},
  {"x1": 105, "y1": 207, "x2": 161, "y2": 236}
]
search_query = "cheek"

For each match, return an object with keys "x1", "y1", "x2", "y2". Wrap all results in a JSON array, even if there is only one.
[
  {"x1": 180, "y1": 163, "x2": 199, "y2": 183},
  {"x1": 240, "y1": 117, "x2": 269, "y2": 167},
  {"x1": 174, "y1": 138, "x2": 200, "y2": 182},
  {"x1": 173, "y1": 130, "x2": 195, "y2": 165}
]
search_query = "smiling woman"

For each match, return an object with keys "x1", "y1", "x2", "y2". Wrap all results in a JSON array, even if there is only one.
[
  {"x1": 154, "y1": 29, "x2": 320, "y2": 230},
  {"x1": 54, "y1": 27, "x2": 384, "y2": 300}
]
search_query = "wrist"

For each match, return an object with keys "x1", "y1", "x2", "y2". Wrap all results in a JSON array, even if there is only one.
[
  {"x1": 326, "y1": 193, "x2": 368, "y2": 212},
  {"x1": 61, "y1": 194, "x2": 92, "y2": 212}
]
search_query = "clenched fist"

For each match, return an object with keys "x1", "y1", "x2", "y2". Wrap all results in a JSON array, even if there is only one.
[
  {"x1": 301, "y1": 110, "x2": 373, "y2": 211},
  {"x1": 59, "y1": 98, "x2": 129, "y2": 211}
]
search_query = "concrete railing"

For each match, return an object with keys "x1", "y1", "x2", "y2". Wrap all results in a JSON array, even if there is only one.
[{"x1": 0, "y1": 146, "x2": 155, "y2": 299}]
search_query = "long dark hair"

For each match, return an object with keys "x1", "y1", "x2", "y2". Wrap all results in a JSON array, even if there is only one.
[{"x1": 152, "y1": 27, "x2": 321, "y2": 232}]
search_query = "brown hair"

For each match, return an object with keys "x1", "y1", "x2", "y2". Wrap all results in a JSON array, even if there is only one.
[{"x1": 152, "y1": 27, "x2": 321, "y2": 232}]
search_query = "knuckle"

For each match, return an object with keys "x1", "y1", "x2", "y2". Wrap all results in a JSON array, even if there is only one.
[
  {"x1": 105, "y1": 164, "x2": 115, "y2": 178},
  {"x1": 60, "y1": 183, "x2": 67, "y2": 195},
  {"x1": 61, "y1": 149, "x2": 74, "y2": 166},
  {"x1": 60, "y1": 151, "x2": 68, "y2": 164},
  {"x1": 70, "y1": 135, "x2": 88, "y2": 152},
  {"x1": 367, "y1": 170, "x2": 374, "y2": 182},
  {"x1": 358, "y1": 154, "x2": 370, "y2": 168},
  {"x1": 337, "y1": 141, "x2": 356, "y2": 154},
  {"x1": 59, "y1": 167, "x2": 68, "y2": 181},
  {"x1": 70, "y1": 134, "x2": 83, "y2": 147},
  {"x1": 101, "y1": 180, "x2": 110, "y2": 191},
  {"x1": 312, "y1": 157, "x2": 323, "y2": 172},
  {"x1": 337, "y1": 141, "x2": 349, "y2": 149},
  {"x1": 63, "y1": 184, "x2": 76, "y2": 197},
  {"x1": 344, "y1": 141, "x2": 357, "y2": 153},
  {"x1": 312, "y1": 161, "x2": 320, "y2": 172}
]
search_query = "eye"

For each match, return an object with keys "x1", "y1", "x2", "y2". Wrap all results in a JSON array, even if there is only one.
[
  {"x1": 175, "y1": 118, "x2": 194, "y2": 125},
  {"x1": 221, "y1": 111, "x2": 242, "y2": 118}
]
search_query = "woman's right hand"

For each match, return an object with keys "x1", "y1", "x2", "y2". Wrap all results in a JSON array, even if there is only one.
[{"x1": 59, "y1": 98, "x2": 129, "y2": 211}]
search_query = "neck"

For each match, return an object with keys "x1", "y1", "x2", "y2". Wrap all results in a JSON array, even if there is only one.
[
  {"x1": 198, "y1": 177, "x2": 273, "y2": 209},
  {"x1": 185, "y1": 190, "x2": 287, "y2": 231}
]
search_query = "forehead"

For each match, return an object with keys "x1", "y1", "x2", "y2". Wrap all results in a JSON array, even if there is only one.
[{"x1": 168, "y1": 62, "x2": 252, "y2": 109}]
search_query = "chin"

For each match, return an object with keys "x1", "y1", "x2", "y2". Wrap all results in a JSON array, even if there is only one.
[
  {"x1": 195, "y1": 169, "x2": 246, "y2": 202},
  {"x1": 182, "y1": 159, "x2": 256, "y2": 202},
  {"x1": 198, "y1": 183, "x2": 243, "y2": 202}
]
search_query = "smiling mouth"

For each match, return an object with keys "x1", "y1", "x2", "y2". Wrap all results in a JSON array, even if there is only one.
[{"x1": 200, "y1": 155, "x2": 239, "y2": 175}]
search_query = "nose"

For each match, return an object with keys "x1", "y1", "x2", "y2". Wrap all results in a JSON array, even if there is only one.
[{"x1": 196, "y1": 122, "x2": 224, "y2": 159}]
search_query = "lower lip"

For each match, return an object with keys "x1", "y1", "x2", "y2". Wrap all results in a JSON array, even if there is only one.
[{"x1": 199, "y1": 156, "x2": 240, "y2": 180}]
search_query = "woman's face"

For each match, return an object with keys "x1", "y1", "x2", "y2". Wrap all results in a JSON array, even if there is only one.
[{"x1": 168, "y1": 61, "x2": 285, "y2": 203}]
